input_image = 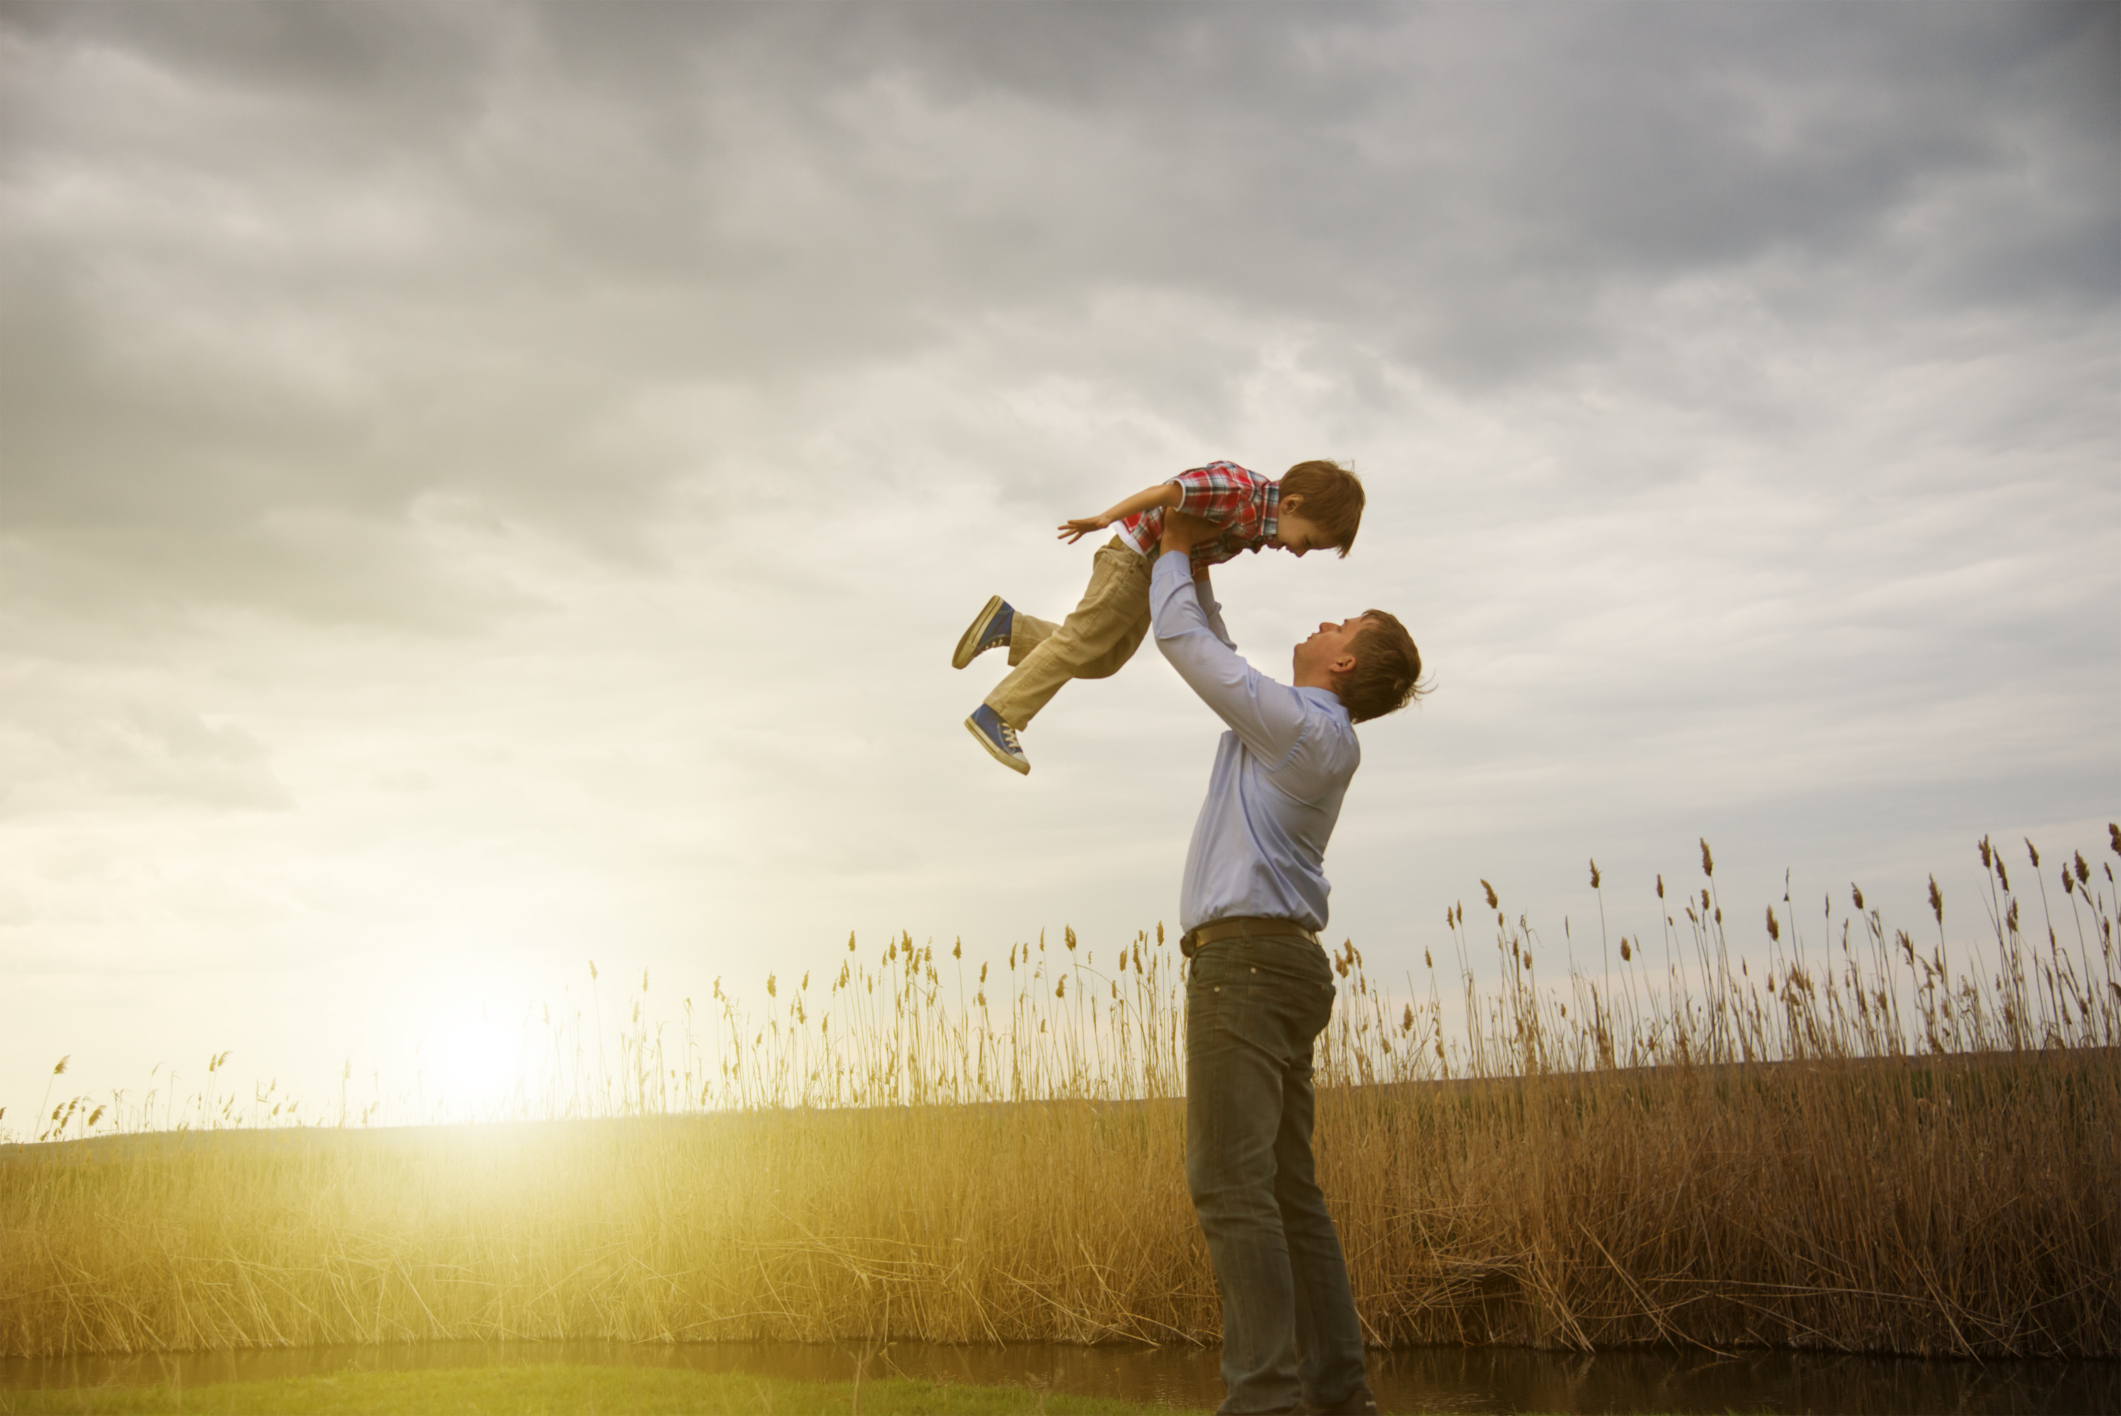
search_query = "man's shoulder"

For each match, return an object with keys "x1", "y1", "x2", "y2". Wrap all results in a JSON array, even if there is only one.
[{"x1": 1294, "y1": 687, "x2": 1361, "y2": 751}]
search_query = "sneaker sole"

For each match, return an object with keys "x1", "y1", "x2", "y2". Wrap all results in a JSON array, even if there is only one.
[
  {"x1": 964, "y1": 714, "x2": 1030, "y2": 774},
  {"x1": 951, "y1": 594, "x2": 1005, "y2": 670}
]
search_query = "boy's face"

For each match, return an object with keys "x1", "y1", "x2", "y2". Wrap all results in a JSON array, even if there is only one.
[{"x1": 1270, "y1": 497, "x2": 1337, "y2": 557}]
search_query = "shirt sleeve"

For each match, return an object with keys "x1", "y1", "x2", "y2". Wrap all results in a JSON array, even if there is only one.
[
  {"x1": 1152, "y1": 548, "x2": 1308, "y2": 763},
  {"x1": 1169, "y1": 465, "x2": 1241, "y2": 527},
  {"x1": 1194, "y1": 574, "x2": 1236, "y2": 650}
]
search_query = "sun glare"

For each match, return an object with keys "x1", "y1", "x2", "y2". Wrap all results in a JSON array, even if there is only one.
[{"x1": 389, "y1": 966, "x2": 532, "y2": 1121}]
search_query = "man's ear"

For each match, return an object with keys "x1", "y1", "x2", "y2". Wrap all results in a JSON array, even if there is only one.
[{"x1": 1331, "y1": 652, "x2": 1358, "y2": 677}]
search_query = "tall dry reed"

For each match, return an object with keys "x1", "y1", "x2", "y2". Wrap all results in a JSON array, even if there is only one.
[{"x1": 3, "y1": 832, "x2": 2115, "y2": 1359}]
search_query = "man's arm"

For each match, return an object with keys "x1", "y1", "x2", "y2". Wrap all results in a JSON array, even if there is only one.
[
  {"x1": 1057, "y1": 482, "x2": 1181, "y2": 543},
  {"x1": 1194, "y1": 566, "x2": 1236, "y2": 650},
  {"x1": 1152, "y1": 517, "x2": 1308, "y2": 763}
]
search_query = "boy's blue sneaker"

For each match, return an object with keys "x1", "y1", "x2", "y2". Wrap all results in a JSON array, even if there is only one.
[
  {"x1": 951, "y1": 595, "x2": 1015, "y2": 670},
  {"x1": 965, "y1": 703, "x2": 1030, "y2": 775}
]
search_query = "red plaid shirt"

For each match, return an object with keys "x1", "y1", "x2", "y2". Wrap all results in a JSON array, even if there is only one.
[{"x1": 1117, "y1": 461, "x2": 1279, "y2": 571}]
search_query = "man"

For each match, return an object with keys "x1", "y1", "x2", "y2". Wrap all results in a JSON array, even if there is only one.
[{"x1": 1152, "y1": 509, "x2": 1424, "y2": 1416}]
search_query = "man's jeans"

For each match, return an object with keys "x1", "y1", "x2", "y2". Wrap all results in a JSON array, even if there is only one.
[{"x1": 1186, "y1": 933, "x2": 1370, "y2": 1415}]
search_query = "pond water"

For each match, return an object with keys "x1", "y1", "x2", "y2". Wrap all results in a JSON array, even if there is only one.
[{"x1": 1, "y1": 1339, "x2": 2113, "y2": 1413}]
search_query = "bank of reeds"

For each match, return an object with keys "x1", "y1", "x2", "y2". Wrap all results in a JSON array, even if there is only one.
[{"x1": 3, "y1": 833, "x2": 2116, "y2": 1360}]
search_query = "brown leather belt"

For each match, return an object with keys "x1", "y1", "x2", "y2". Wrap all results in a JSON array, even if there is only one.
[{"x1": 1179, "y1": 915, "x2": 1321, "y2": 958}]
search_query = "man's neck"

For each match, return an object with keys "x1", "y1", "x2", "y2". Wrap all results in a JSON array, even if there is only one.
[{"x1": 1291, "y1": 667, "x2": 1342, "y2": 697}]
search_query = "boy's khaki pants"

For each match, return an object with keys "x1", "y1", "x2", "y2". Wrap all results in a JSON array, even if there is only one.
[{"x1": 984, "y1": 538, "x2": 1153, "y2": 730}]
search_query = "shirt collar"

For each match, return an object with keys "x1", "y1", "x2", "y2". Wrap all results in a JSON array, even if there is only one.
[
  {"x1": 1261, "y1": 482, "x2": 1280, "y2": 543},
  {"x1": 1293, "y1": 684, "x2": 1351, "y2": 721}
]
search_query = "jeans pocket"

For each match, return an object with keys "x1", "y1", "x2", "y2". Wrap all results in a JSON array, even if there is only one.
[
  {"x1": 1298, "y1": 977, "x2": 1336, "y2": 1041},
  {"x1": 1186, "y1": 954, "x2": 1258, "y2": 1056},
  {"x1": 1226, "y1": 942, "x2": 1335, "y2": 1050}
]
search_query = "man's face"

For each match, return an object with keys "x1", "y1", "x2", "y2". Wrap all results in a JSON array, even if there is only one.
[{"x1": 1293, "y1": 613, "x2": 1373, "y2": 681}]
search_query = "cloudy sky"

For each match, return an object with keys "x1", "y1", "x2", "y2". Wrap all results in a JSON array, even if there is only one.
[{"x1": 3, "y1": 2, "x2": 2116, "y2": 1127}]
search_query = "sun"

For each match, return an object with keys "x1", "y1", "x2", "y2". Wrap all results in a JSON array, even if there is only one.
[
  {"x1": 422, "y1": 1009, "x2": 522, "y2": 1118},
  {"x1": 390, "y1": 964, "x2": 534, "y2": 1121}
]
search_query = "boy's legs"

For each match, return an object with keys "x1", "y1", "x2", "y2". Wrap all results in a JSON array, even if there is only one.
[{"x1": 984, "y1": 539, "x2": 1152, "y2": 730}]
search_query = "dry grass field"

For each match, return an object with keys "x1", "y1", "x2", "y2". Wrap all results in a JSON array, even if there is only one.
[{"x1": 4, "y1": 833, "x2": 2115, "y2": 1361}]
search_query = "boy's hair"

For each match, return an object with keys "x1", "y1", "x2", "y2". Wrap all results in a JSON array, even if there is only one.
[
  {"x1": 1334, "y1": 610, "x2": 1425, "y2": 724},
  {"x1": 1279, "y1": 460, "x2": 1365, "y2": 556}
]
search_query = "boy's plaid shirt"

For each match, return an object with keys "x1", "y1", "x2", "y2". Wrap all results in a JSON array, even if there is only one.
[{"x1": 1119, "y1": 461, "x2": 1280, "y2": 570}]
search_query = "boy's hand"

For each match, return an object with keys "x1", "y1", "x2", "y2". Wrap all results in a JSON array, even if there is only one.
[
  {"x1": 1061, "y1": 482, "x2": 1184, "y2": 544},
  {"x1": 1057, "y1": 515, "x2": 1109, "y2": 543}
]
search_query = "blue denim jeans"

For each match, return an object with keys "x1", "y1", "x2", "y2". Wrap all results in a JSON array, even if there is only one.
[{"x1": 1186, "y1": 933, "x2": 1371, "y2": 1415}]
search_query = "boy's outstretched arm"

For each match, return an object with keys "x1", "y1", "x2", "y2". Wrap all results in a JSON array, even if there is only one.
[{"x1": 1057, "y1": 482, "x2": 1182, "y2": 543}]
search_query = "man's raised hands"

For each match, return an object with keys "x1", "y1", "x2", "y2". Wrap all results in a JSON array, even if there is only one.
[
  {"x1": 1160, "y1": 508, "x2": 1217, "y2": 581},
  {"x1": 1158, "y1": 507, "x2": 1214, "y2": 556}
]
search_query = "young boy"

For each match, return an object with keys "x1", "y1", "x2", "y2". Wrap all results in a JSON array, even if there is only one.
[{"x1": 953, "y1": 459, "x2": 1366, "y2": 773}]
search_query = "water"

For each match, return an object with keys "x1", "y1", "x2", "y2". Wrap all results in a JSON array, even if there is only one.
[{"x1": 1, "y1": 1339, "x2": 2114, "y2": 1413}]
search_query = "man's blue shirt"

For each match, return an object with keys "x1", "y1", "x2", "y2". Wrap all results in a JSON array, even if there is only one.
[{"x1": 1150, "y1": 548, "x2": 1360, "y2": 935}]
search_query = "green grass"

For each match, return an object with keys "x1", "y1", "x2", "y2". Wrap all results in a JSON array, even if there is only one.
[{"x1": 0, "y1": 1367, "x2": 1203, "y2": 1416}]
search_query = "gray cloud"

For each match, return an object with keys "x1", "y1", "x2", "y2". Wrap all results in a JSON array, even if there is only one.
[
  {"x1": 7, "y1": 4, "x2": 2111, "y2": 627},
  {"x1": 0, "y1": 1, "x2": 2114, "y2": 1121}
]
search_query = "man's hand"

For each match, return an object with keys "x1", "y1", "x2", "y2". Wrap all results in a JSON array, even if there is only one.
[
  {"x1": 1159, "y1": 508, "x2": 1214, "y2": 558},
  {"x1": 1056, "y1": 515, "x2": 1109, "y2": 543}
]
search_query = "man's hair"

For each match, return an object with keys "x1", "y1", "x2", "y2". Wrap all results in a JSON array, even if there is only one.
[
  {"x1": 1278, "y1": 460, "x2": 1365, "y2": 556},
  {"x1": 1335, "y1": 610, "x2": 1425, "y2": 724}
]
